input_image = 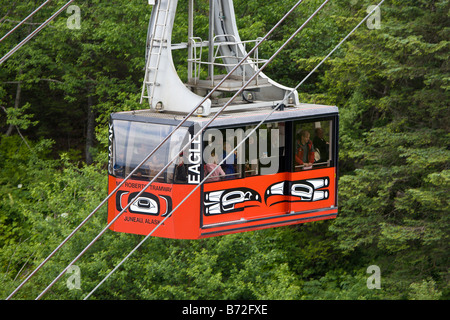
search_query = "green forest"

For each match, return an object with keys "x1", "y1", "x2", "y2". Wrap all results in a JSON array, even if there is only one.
[{"x1": 0, "y1": 0, "x2": 448, "y2": 300}]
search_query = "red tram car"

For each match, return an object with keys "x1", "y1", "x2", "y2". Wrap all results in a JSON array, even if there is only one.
[{"x1": 107, "y1": 103, "x2": 338, "y2": 239}]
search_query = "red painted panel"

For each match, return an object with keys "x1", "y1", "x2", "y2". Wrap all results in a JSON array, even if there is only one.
[
  {"x1": 107, "y1": 177, "x2": 200, "y2": 239},
  {"x1": 107, "y1": 167, "x2": 337, "y2": 239},
  {"x1": 201, "y1": 167, "x2": 337, "y2": 236}
]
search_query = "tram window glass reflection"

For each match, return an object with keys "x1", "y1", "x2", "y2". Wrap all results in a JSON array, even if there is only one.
[
  {"x1": 112, "y1": 120, "x2": 188, "y2": 182},
  {"x1": 293, "y1": 119, "x2": 332, "y2": 171}
]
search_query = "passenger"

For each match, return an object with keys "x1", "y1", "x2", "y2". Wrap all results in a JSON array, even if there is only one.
[
  {"x1": 221, "y1": 140, "x2": 237, "y2": 178},
  {"x1": 204, "y1": 152, "x2": 225, "y2": 182},
  {"x1": 131, "y1": 143, "x2": 150, "y2": 179},
  {"x1": 313, "y1": 128, "x2": 329, "y2": 162},
  {"x1": 295, "y1": 130, "x2": 315, "y2": 169},
  {"x1": 174, "y1": 152, "x2": 188, "y2": 183}
]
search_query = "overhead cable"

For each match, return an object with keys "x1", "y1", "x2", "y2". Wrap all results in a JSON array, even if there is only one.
[
  {"x1": 0, "y1": 0, "x2": 52, "y2": 43},
  {"x1": 0, "y1": 0, "x2": 75, "y2": 65}
]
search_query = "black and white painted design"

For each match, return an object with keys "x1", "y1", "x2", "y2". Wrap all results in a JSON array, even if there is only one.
[
  {"x1": 265, "y1": 177, "x2": 329, "y2": 206},
  {"x1": 203, "y1": 177, "x2": 330, "y2": 215},
  {"x1": 203, "y1": 187, "x2": 261, "y2": 215},
  {"x1": 116, "y1": 191, "x2": 172, "y2": 216}
]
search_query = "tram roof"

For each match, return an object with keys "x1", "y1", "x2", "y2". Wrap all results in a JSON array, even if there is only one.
[{"x1": 111, "y1": 103, "x2": 338, "y2": 128}]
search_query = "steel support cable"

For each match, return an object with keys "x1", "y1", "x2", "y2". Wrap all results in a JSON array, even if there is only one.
[
  {"x1": 84, "y1": 0, "x2": 386, "y2": 300},
  {"x1": 0, "y1": 0, "x2": 75, "y2": 65},
  {"x1": 5, "y1": 0, "x2": 306, "y2": 300},
  {"x1": 0, "y1": 0, "x2": 52, "y2": 43},
  {"x1": 35, "y1": 0, "x2": 329, "y2": 300}
]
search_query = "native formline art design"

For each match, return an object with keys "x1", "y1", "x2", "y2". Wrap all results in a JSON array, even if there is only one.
[
  {"x1": 115, "y1": 177, "x2": 330, "y2": 217},
  {"x1": 203, "y1": 187, "x2": 261, "y2": 215},
  {"x1": 203, "y1": 177, "x2": 330, "y2": 215},
  {"x1": 264, "y1": 177, "x2": 329, "y2": 206},
  {"x1": 116, "y1": 191, "x2": 173, "y2": 217}
]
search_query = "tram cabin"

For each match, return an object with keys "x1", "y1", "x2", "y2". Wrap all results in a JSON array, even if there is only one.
[{"x1": 107, "y1": 104, "x2": 338, "y2": 239}]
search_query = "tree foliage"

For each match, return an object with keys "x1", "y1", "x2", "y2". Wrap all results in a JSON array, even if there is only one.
[{"x1": 0, "y1": 0, "x2": 448, "y2": 300}]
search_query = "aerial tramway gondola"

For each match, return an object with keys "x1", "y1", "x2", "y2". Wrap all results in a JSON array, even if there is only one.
[{"x1": 107, "y1": 0, "x2": 338, "y2": 239}]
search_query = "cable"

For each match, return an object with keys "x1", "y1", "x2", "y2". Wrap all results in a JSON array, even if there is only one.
[
  {"x1": 35, "y1": 0, "x2": 329, "y2": 300},
  {"x1": 84, "y1": 0, "x2": 386, "y2": 300},
  {"x1": 0, "y1": 0, "x2": 52, "y2": 43},
  {"x1": 6, "y1": 0, "x2": 306, "y2": 300},
  {"x1": 0, "y1": 0, "x2": 75, "y2": 65}
]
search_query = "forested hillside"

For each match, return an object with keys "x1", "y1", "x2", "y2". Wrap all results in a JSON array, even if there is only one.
[{"x1": 0, "y1": 0, "x2": 448, "y2": 300}]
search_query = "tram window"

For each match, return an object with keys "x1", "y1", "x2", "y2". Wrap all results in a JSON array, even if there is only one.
[
  {"x1": 168, "y1": 128, "x2": 190, "y2": 183},
  {"x1": 202, "y1": 122, "x2": 285, "y2": 182},
  {"x1": 257, "y1": 122, "x2": 285, "y2": 176},
  {"x1": 244, "y1": 125, "x2": 259, "y2": 177},
  {"x1": 111, "y1": 120, "x2": 189, "y2": 182},
  {"x1": 203, "y1": 128, "x2": 241, "y2": 181},
  {"x1": 293, "y1": 119, "x2": 332, "y2": 171}
]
